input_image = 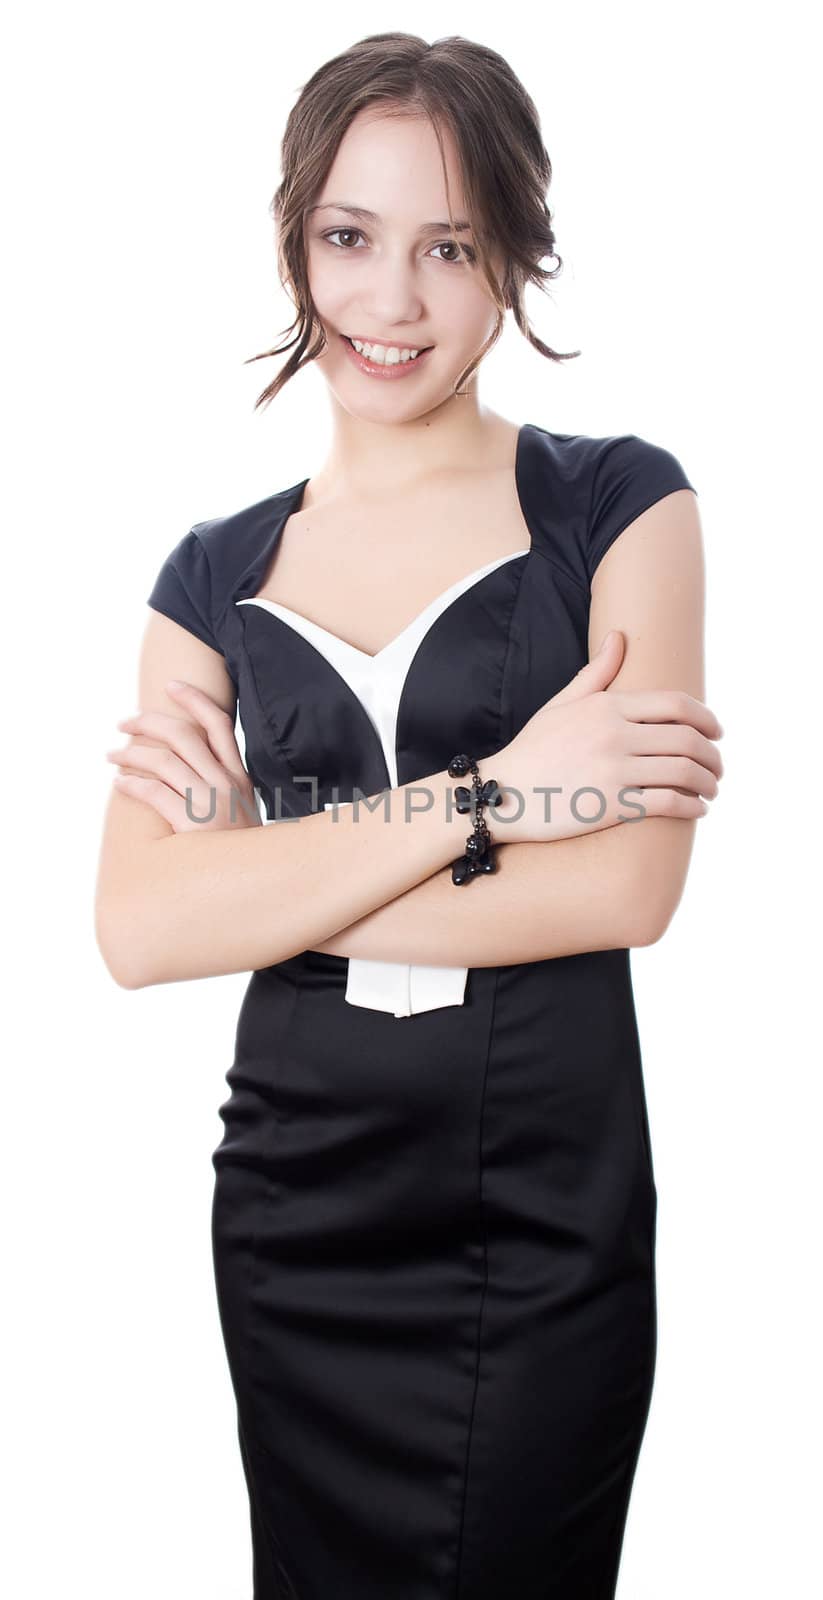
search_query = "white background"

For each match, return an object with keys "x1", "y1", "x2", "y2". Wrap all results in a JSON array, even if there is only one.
[{"x1": 3, "y1": 2, "x2": 820, "y2": 1595}]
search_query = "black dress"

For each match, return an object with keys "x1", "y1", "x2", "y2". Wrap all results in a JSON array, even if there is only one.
[{"x1": 147, "y1": 423, "x2": 696, "y2": 1599}]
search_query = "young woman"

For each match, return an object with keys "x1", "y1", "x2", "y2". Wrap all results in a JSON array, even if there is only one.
[{"x1": 96, "y1": 32, "x2": 724, "y2": 1599}]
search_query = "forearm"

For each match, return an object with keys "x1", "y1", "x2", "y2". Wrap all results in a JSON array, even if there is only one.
[
  {"x1": 99, "y1": 764, "x2": 491, "y2": 988},
  {"x1": 311, "y1": 824, "x2": 654, "y2": 966}
]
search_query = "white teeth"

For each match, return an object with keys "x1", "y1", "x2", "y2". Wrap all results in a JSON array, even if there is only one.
[{"x1": 351, "y1": 338, "x2": 421, "y2": 363}]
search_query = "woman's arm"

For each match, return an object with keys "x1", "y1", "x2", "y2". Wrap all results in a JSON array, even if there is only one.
[
  {"x1": 95, "y1": 611, "x2": 494, "y2": 989},
  {"x1": 312, "y1": 828, "x2": 658, "y2": 965},
  {"x1": 313, "y1": 487, "x2": 710, "y2": 965}
]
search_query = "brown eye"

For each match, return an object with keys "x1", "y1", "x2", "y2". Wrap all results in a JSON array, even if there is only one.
[
  {"x1": 431, "y1": 240, "x2": 476, "y2": 265},
  {"x1": 323, "y1": 228, "x2": 365, "y2": 249}
]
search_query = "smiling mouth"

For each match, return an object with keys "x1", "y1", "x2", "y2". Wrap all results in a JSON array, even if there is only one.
[{"x1": 342, "y1": 335, "x2": 435, "y2": 355}]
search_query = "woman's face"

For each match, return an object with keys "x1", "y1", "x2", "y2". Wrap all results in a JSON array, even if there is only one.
[{"x1": 305, "y1": 108, "x2": 504, "y2": 421}]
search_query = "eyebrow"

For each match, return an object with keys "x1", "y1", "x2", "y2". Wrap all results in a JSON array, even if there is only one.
[{"x1": 307, "y1": 203, "x2": 473, "y2": 232}]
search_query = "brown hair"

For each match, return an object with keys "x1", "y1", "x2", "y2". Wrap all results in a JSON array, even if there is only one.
[{"x1": 245, "y1": 31, "x2": 581, "y2": 409}]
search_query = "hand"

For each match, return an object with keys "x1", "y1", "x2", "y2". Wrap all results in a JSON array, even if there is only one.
[
  {"x1": 105, "y1": 680, "x2": 262, "y2": 833},
  {"x1": 489, "y1": 630, "x2": 725, "y2": 846}
]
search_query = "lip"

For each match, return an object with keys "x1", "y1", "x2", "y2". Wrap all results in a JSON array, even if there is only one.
[
  {"x1": 345, "y1": 334, "x2": 434, "y2": 352},
  {"x1": 340, "y1": 333, "x2": 434, "y2": 380}
]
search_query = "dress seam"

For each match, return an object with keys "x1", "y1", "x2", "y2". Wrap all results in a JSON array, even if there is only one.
[
  {"x1": 529, "y1": 539, "x2": 591, "y2": 599},
  {"x1": 235, "y1": 609, "x2": 306, "y2": 814},
  {"x1": 498, "y1": 557, "x2": 530, "y2": 749},
  {"x1": 453, "y1": 968, "x2": 501, "y2": 1599},
  {"x1": 191, "y1": 524, "x2": 233, "y2": 642}
]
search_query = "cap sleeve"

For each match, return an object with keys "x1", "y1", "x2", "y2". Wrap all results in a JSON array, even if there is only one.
[
  {"x1": 587, "y1": 435, "x2": 697, "y2": 584},
  {"x1": 146, "y1": 526, "x2": 222, "y2": 653}
]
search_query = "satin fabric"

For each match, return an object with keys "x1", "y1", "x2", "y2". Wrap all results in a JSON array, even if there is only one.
[
  {"x1": 147, "y1": 422, "x2": 696, "y2": 1597},
  {"x1": 239, "y1": 543, "x2": 528, "y2": 1016}
]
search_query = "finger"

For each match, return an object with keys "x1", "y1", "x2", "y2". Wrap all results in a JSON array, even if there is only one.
[
  {"x1": 627, "y1": 754, "x2": 720, "y2": 799},
  {"x1": 111, "y1": 773, "x2": 197, "y2": 830},
  {"x1": 114, "y1": 712, "x2": 234, "y2": 792},
  {"x1": 162, "y1": 681, "x2": 250, "y2": 786},
  {"x1": 614, "y1": 689, "x2": 723, "y2": 740},
  {"x1": 621, "y1": 787, "x2": 709, "y2": 820},
  {"x1": 629, "y1": 721, "x2": 724, "y2": 780},
  {"x1": 549, "y1": 632, "x2": 626, "y2": 705},
  {"x1": 106, "y1": 743, "x2": 235, "y2": 810}
]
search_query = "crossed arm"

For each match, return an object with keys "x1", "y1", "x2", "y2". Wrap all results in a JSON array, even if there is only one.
[
  {"x1": 313, "y1": 488, "x2": 707, "y2": 964},
  {"x1": 310, "y1": 823, "x2": 676, "y2": 963}
]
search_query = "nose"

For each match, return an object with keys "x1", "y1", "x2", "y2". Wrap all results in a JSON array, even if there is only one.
[{"x1": 360, "y1": 246, "x2": 425, "y2": 329}]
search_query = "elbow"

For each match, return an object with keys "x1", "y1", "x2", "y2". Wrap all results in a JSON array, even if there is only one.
[
  {"x1": 631, "y1": 910, "x2": 669, "y2": 948},
  {"x1": 97, "y1": 941, "x2": 150, "y2": 990},
  {"x1": 623, "y1": 821, "x2": 696, "y2": 947},
  {"x1": 627, "y1": 885, "x2": 682, "y2": 948},
  {"x1": 94, "y1": 899, "x2": 152, "y2": 990}
]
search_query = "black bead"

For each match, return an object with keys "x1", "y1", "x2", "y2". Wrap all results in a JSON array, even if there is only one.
[
  {"x1": 449, "y1": 754, "x2": 499, "y2": 885},
  {"x1": 451, "y1": 855, "x2": 472, "y2": 885}
]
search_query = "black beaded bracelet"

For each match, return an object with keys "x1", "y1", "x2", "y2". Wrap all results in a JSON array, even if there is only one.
[{"x1": 447, "y1": 753, "x2": 503, "y2": 886}]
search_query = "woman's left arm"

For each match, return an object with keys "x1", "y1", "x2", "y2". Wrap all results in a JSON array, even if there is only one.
[{"x1": 314, "y1": 487, "x2": 719, "y2": 965}]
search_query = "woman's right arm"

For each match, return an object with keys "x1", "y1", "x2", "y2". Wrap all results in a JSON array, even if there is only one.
[{"x1": 94, "y1": 613, "x2": 491, "y2": 989}]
